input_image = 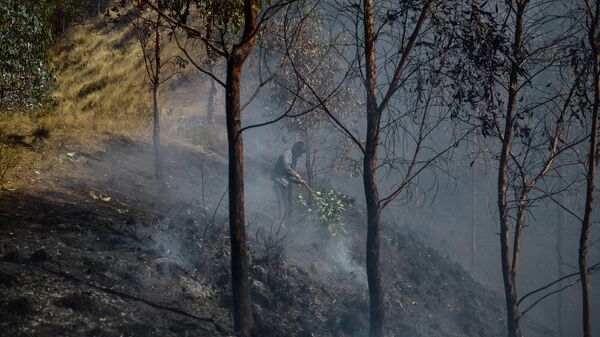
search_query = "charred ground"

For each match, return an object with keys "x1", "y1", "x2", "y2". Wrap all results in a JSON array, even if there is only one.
[{"x1": 0, "y1": 135, "x2": 554, "y2": 337}]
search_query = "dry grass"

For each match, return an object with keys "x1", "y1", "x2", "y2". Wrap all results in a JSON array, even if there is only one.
[
  {"x1": 47, "y1": 22, "x2": 151, "y2": 143},
  {"x1": 43, "y1": 17, "x2": 217, "y2": 145},
  {"x1": 0, "y1": 20, "x2": 153, "y2": 185},
  {"x1": 0, "y1": 14, "x2": 222, "y2": 186}
]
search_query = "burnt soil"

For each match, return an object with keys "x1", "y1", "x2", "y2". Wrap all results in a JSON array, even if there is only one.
[{"x1": 0, "y1": 136, "x2": 554, "y2": 337}]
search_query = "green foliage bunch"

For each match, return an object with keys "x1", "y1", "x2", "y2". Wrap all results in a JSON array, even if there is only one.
[
  {"x1": 299, "y1": 189, "x2": 354, "y2": 237},
  {"x1": 0, "y1": 0, "x2": 54, "y2": 111}
]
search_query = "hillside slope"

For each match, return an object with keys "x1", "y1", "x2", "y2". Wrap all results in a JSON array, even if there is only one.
[
  {"x1": 0, "y1": 11, "x2": 556, "y2": 337},
  {"x1": 0, "y1": 129, "x2": 557, "y2": 337}
]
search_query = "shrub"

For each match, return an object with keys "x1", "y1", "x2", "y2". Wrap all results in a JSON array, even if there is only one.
[{"x1": 298, "y1": 189, "x2": 354, "y2": 237}]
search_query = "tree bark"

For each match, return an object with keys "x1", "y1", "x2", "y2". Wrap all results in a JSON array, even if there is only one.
[
  {"x1": 498, "y1": 2, "x2": 526, "y2": 337},
  {"x1": 580, "y1": 3, "x2": 600, "y2": 334},
  {"x1": 226, "y1": 55, "x2": 252, "y2": 337},
  {"x1": 153, "y1": 4, "x2": 162, "y2": 181},
  {"x1": 205, "y1": 20, "x2": 216, "y2": 127},
  {"x1": 364, "y1": 154, "x2": 383, "y2": 337},
  {"x1": 511, "y1": 194, "x2": 527, "y2": 278},
  {"x1": 225, "y1": 2, "x2": 257, "y2": 336},
  {"x1": 304, "y1": 130, "x2": 316, "y2": 205},
  {"x1": 556, "y1": 198, "x2": 564, "y2": 337},
  {"x1": 470, "y1": 152, "x2": 476, "y2": 273},
  {"x1": 363, "y1": 1, "x2": 384, "y2": 336}
]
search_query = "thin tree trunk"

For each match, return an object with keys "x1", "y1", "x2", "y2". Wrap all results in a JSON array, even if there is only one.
[
  {"x1": 304, "y1": 129, "x2": 316, "y2": 205},
  {"x1": 364, "y1": 153, "x2": 383, "y2": 337},
  {"x1": 511, "y1": 195, "x2": 527, "y2": 278},
  {"x1": 580, "y1": 3, "x2": 600, "y2": 334},
  {"x1": 153, "y1": 6, "x2": 162, "y2": 181},
  {"x1": 470, "y1": 153, "x2": 476, "y2": 273},
  {"x1": 556, "y1": 199, "x2": 564, "y2": 337},
  {"x1": 363, "y1": 1, "x2": 384, "y2": 335},
  {"x1": 225, "y1": 2, "x2": 258, "y2": 336},
  {"x1": 205, "y1": 20, "x2": 216, "y2": 127},
  {"x1": 498, "y1": 2, "x2": 526, "y2": 337},
  {"x1": 226, "y1": 56, "x2": 252, "y2": 337}
]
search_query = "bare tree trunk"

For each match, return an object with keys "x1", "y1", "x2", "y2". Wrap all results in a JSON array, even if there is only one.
[
  {"x1": 498, "y1": 2, "x2": 526, "y2": 337},
  {"x1": 153, "y1": 6, "x2": 162, "y2": 181},
  {"x1": 205, "y1": 20, "x2": 216, "y2": 127},
  {"x1": 225, "y1": 2, "x2": 258, "y2": 336},
  {"x1": 511, "y1": 195, "x2": 527, "y2": 278},
  {"x1": 304, "y1": 129, "x2": 316, "y2": 206},
  {"x1": 580, "y1": 3, "x2": 600, "y2": 334},
  {"x1": 470, "y1": 155, "x2": 476, "y2": 273},
  {"x1": 364, "y1": 153, "x2": 383, "y2": 337},
  {"x1": 226, "y1": 56, "x2": 252, "y2": 337},
  {"x1": 363, "y1": 1, "x2": 384, "y2": 336},
  {"x1": 556, "y1": 199, "x2": 564, "y2": 337}
]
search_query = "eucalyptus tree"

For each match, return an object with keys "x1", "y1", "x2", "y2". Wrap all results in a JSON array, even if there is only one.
[
  {"x1": 567, "y1": 1, "x2": 600, "y2": 335},
  {"x1": 263, "y1": 7, "x2": 358, "y2": 195},
  {"x1": 140, "y1": 1, "x2": 298, "y2": 335},
  {"x1": 128, "y1": 0, "x2": 181, "y2": 180},
  {"x1": 447, "y1": 1, "x2": 591, "y2": 336},
  {"x1": 280, "y1": 1, "x2": 474, "y2": 335}
]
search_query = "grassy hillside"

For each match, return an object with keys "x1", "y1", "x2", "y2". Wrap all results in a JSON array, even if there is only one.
[
  {"x1": 0, "y1": 11, "x2": 560, "y2": 337},
  {"x1": 0, "y1": 14, "x2": 222, "y2": 188},
  {"x1": 49, "y1": 22, "x2": 149, "y2": 139}
]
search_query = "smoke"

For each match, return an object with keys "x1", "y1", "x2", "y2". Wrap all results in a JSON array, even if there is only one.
[
  {"x1": 142, "y1": 29, "x2": 600, "y2": 336},
  {"x1": 150, "y1": 228, "x2": 193, "y2": 268},
  {"x1": 324, "y1": 237, "x2": 368, "y2": 287}
]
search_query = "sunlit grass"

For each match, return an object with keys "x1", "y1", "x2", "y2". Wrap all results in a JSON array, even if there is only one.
[
  {"x1": 0, "y1": 14, "x2": 219, "y2": 185},
  {"x1": 48, "y1": 24, "x2": 150, "y2": 141}
]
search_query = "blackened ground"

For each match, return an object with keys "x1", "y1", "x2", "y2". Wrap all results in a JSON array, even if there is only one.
[{"x1": 0, "y1": 136, "x2": 554, "y2": 337}]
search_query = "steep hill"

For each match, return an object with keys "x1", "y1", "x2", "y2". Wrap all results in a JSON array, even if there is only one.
[
  {"x1": 0, "y1": 134, "x2": 511, "y2": 337},
  {"x1": 0, "y1": 11, "x2": 555, "y2": 337}
]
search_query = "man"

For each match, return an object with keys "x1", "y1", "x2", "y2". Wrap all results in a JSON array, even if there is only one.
[{"x1": 271, "y1": 141, "x2": 306, "y2": 224}]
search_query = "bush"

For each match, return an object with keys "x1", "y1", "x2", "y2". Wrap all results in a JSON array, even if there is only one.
[{"x1": 299, "y1": 189, "x2": 354, "y2": 237}]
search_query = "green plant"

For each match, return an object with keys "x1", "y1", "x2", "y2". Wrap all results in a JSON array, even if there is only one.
[{"x1": 299, "y1": 189, "x2": 354, "y2": 237}]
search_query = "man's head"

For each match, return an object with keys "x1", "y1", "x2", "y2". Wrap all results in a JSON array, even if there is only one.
[{"x1": 291, "y1": 141, "x2": 306, "y2": 157}]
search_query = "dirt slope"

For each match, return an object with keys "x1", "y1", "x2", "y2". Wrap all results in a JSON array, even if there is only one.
[{"x1": 0, "y1": 135, "x2": 558, "y2": 337}]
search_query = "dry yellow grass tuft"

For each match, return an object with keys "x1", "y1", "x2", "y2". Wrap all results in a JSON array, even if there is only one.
[{"x1": 47, "y1": 22, "x2": 151, "y2": 144}]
